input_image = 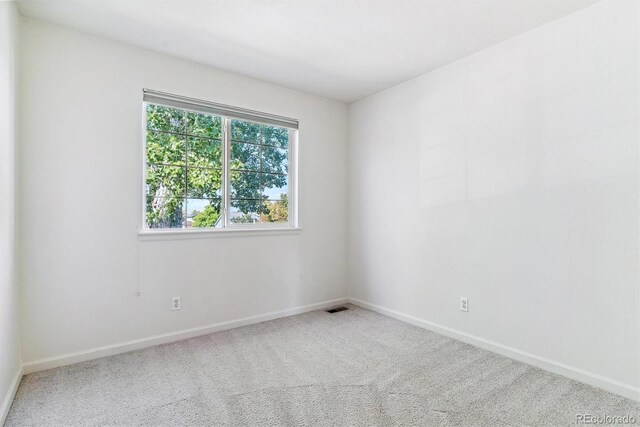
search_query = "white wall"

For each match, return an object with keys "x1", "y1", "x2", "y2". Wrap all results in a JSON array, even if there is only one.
[
  {"x1": 19, "y1": 18, "x2": 348, "y2": 364},
  {"x1": 0, "y1": 1, "x2": 22, "y2": 422},
  {"x1": 348, "y1": 0, "x2": 639, "y2": 396}
]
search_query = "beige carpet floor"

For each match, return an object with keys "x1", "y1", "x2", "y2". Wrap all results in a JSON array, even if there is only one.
[{"x1": 6, "y1": 305, "x2": 640, "y2": 426}]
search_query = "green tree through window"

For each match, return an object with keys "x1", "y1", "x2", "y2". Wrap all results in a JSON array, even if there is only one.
[{"x1": 145, "y1": 104, "x2": 290, "y2": 229}]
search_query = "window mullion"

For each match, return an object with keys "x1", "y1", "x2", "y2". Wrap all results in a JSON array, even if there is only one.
[
  {"x1": 183, "y1": 112, "x2": 188, "y2": 229},
  {"x1": 223, "y1": 117, "x2": 231, "y2": 228},
  {"x1": 258, "y1": 135, "x2": 263, "y2": 223}
]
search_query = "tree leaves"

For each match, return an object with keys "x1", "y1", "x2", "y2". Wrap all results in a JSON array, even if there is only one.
[
  {"x1": 191, "y1": 205, "x2": 220, "y2": 228},
  {"x1": 261, "y1": 194, "x2": 288, "y2": 223}
]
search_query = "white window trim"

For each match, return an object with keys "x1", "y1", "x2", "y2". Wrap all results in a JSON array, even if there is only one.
[
  {"x1": 139, "y1": 91, "x2": 300, "y2": 236},
  {"x1": 138, "y1": 227, "x2": 302, "y2": 241}
]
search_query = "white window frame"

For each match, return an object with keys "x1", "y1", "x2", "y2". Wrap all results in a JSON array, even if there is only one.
[{"x1": 140, "y1": 89, "x2": 299, "y2": 236}]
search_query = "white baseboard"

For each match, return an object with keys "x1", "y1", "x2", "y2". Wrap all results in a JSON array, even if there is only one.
[
  {"x1": 18, "y1": 296, "x2": 637, "y2": 406},
  {"x1": 348, "y1": 297, "x2": 640, "y2": 402},
  {"x1": 22, "y1": 298, "x2": 348, "y2": 375},
  {"x1": 1, "y1": 366, "x2": 23, "y2": 426}
]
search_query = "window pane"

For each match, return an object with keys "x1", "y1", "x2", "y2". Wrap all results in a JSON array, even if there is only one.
[
  {"x1": 187, "y1": 112, "x2": 222, "y2": 139},
  {"x1": 230, "y1": 199, "x2": 261, "y2": 224},
  {"x1": 231, "y1": 119, "x2": 289, "y2": 148},
  {"x1": 146, "y1": 165, "x2": 186, "y2": 198},
  {"x1": 186, "y1": 198, "x2": 222, "y2": 228},
  {"x1": 188, "y1": 137, "x2": 222, "y2": 169},
  {"x1": 187, "y1": 168, "x2": 222, "y2": 199},
  {"x1": 230, "y1": 120, "x2": 262, "y2": 144},
  {"x1": 230, "y1": 170, "x2": 261, "y2": 200},
  {"x1": 261, "y1": 197, "x2": 288, "y2": 223},
  {"x1": 230, "y1": 142, "x2": 260, "y2": 171},
  {"x1": 261, "y1": 145, "x2": 288, "y2": 174},
  {"x1": 146, "y1": 131, "x2": 185, "y2": 166},
  {"x1": 262, "y1": 124, "x2": 288, "y2": 149},
  {"x1": 261, "y1": 173, "x2": 288, "y2": 199},
  {"x1": 146, "y1": 104, "x2": 185, "y2": 134},
  {"x1": 145, "y1": 197, "x2": 185, "y2": 229}
]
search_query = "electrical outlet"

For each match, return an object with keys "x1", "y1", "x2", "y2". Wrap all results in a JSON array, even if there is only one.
[
  {"x1": 172, "y1": 296, "x2": 181, "y2": 311},
  {"x1": 460, "y1": 297, "x2": 468, "y2": 312}
]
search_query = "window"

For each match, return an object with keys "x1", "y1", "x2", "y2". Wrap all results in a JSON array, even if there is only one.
[{"x1": 142, "y1": 90, "x2": 298, "y2": 232}]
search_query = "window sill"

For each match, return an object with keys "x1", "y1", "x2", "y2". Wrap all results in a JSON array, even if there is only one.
[{"x1": 138, "y1": 227, "x2": 302, "y2": 241}]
